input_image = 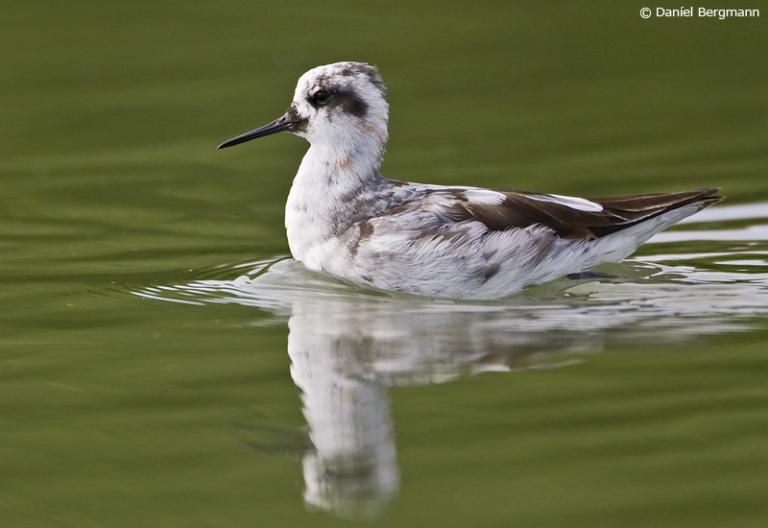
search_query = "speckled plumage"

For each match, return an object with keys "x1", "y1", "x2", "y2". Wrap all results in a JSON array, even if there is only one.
[{"x1": 219, "y1": 62, "x2": 722, "y2": 299}]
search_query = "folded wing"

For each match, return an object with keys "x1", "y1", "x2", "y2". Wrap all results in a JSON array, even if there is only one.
[{"x1": 449, "y1": 188, "x2": 723, "y2": 240}]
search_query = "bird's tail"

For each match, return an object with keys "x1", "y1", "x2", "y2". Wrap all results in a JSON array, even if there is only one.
[{"x1": 591, "y1": 188, "x2": 724, "y2": 261}]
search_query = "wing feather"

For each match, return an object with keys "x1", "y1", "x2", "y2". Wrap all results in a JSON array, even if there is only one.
[{"x1": 383, "y1": 186, "x2": 723, "y2": 241}]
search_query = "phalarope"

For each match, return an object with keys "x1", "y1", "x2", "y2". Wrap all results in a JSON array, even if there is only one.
[{"x1": 219, "y1": 61, "x2": 722, "y2": 299}]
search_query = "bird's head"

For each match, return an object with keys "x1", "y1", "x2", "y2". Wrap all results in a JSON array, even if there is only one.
[{"x1": 219, "y1": 62, "x2": 389, "y2": 157}]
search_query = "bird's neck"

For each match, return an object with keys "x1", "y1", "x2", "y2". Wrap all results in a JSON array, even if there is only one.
[{"x1": 292, "y1": 143, "x2": 387, "y2": 202}]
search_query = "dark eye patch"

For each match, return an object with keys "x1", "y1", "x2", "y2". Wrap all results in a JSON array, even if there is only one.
[{"x1": 307, "y1": 88, "x2": 368, "y2": 117}]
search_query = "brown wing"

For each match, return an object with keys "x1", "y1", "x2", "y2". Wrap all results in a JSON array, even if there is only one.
[{"x1": 452, "y1": 188, "x2": 723, "y2": 240}]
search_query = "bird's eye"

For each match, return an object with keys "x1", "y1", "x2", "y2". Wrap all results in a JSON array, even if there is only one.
[{"x1": 312, "y1": 90, "x2": 331, "y2": 105}]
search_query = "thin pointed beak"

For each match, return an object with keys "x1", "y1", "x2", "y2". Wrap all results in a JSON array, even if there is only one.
[{"x1": 217, "y1": 113, "x2": 294, "y2": 149}]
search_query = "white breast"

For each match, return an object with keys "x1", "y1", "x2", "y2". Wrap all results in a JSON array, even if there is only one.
[{"x1": 285, "y1": 145, "x2": 383, "y2": 269}]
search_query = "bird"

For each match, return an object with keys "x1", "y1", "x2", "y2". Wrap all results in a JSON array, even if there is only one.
[{"x1": 218, "y1": 61, "x2": 723, "y2": 300}]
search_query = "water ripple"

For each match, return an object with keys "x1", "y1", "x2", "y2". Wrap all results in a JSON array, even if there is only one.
[{"x1": 135, "y1": 201, "x2": 768, "y2": 356}]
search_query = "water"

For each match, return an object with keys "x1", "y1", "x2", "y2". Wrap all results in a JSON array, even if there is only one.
[
  {"x1": 129, "y1": 202, "x2": 768, "y2": 520},
  {"x1": 2, "y1": 2, "x2": 768, "y2": 527}
]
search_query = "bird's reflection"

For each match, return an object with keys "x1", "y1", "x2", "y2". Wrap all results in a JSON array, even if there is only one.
[
  {"x1": 138, "y1": 241, "x2": 768, "y2": 519},
  {"x1": 283, "y1": 281, "x2": 593, "y2": 518},
  {"x1": 288, "y1": 297, "x2": 399, "y2": 518}
]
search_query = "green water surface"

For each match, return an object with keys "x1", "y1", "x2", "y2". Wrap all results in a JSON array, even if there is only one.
[{"x1": 2, "y1": 1, "x2": 768, "y2": 527}]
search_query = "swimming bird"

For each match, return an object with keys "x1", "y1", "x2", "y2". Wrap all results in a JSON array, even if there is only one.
[{"x1": 218, "y1": 61, "x2": 722, "y2": 299}]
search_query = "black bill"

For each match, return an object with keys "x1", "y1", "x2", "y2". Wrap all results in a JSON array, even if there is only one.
[{"x1": 217, "y1": 113, "x2": 294, "y2": 149}]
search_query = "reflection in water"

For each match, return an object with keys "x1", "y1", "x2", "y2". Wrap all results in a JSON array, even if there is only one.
[
  {"x1": 289, "y1": 299, "x2": 398, "y2": 518},
  {"x1": 137, "y1": 201, "x2": 768, "y2": 519}
]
